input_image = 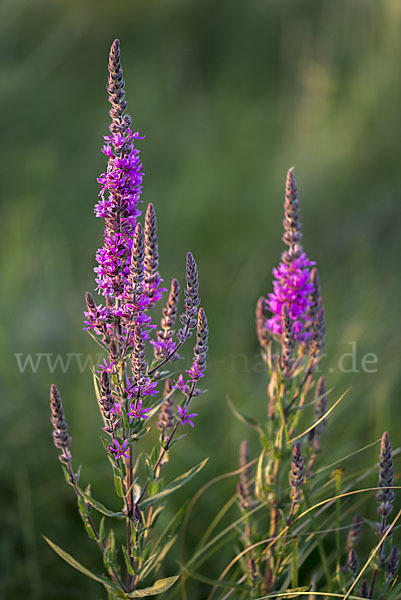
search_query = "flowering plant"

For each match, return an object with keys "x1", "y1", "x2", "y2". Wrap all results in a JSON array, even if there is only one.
[
  {"x1": 175, "y1": 170, "x2": 399, "y2": 600},
  {"x1": 224, "y1": 171, "x2": 399, "y2": 599},
  {"x1": 47, "y1": 39, "x2": 208, "y2": 599}
]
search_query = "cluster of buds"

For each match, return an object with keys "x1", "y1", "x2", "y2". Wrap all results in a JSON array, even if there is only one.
[
  {"x1": 376, "y1": 432, "x2": 395, "y2": 518},
  {"x1": 143, "y1": 203, "x2": 163, "y2": 307},
  {"x1": 188, "y1": 307, "x2": 208, "y2": 380},
  {"x1": 152, "y1": 278, "x2": 180, "y2": 360},
  {"x1": 289, "y1": 442, "x2": 304, "y2": 499},
  {"x1": 256, "y1": 297, "x2": 270, "y2": 353},
  {"x1": 386, "y1": 546, "x2": 399, "y2": 582},
  {"x1": 50, "y1": 385, "x2": 72, "y2": 461},
  {"x1": 178, "y1": 252, "x2": 200, "y2": 342},
  {"x1": 359, "y1": 579, "x2": 369, "y2": 598},
  {"x1": 280, "y1": 305, "x2": 294, "y2": 375},
  {"x1": 281, "y1": 168, "x2": 303, "y2": 263},
  {"x1": 158, "y1": 379, "x2": 175, "y2": 436},
  {"x1": 99, "y1": 371, "x2": 119, "y2": 433},
  {"x1": 347, "y1": 513, "x2": 362, "y2": 550},
  {"x1": 308, "y1": 376, "x2": 328, "y2": 450},
  {"x1": 346, "y1": 548, "x2": 359, "y2": 578}
]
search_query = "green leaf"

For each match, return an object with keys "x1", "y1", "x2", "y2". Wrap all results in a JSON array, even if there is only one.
[
  {"x1": 137, "y1": 553, "x2": 158, "y2": 580},
  {"x1": 114, "y1": 473, "x2": 124, "y2": 498},
  {"x1": 43, "y1": 536, "x2": 118, "y2": 591},
  {"x1": 255, "y1": 449, "x2": 266, "y2": 501},
  {"x1": 125, "y1": 576, "x2": 179, "y2": 597},
  {"x1": 140, "y1": 459, "x2": 208, "y2": 508},
  {"x1": 103, "y1": 530, "x2": 116, "y2": 569},
  {"x1": 61, "y1": 465, "x2": 71, "y2": 485},
  {"x1": 148, "y1": 480, "x2": 162, "y2": 497},
  {"x1": 169, "y1": 434, "x2": 187, "y2": 448},
  {"x1": 92, "y1": 371, "x2": 101, "y2": 401},
  {"x1": 122, "y1": 545, "x2": 136, "y2": 576},
  {"x1": 151, "y1": 536, "x2": 177, "y2": 574},
  {"x1": 226, "y1": 395, "x2": 261, "y2": 430},
  {"x1": 128, "y1": 427, "x2": 151, "y2": 443},
  {"x1": 77, "y1": 485, "x2": 125, "y2": 518},
  {"x1": 99, "y1": 517, "x2": 106, "y2": 542},
  {"x1": 87, "y1": 330, "x2": 108, "y2": 351},
  {"x1": 133, "y1": 452, "x2": 143, "y2": 477},
  {"x1": 140, "y1": 536, "x2": 178, "y2": 581},
  {"x1": 76, "y1": 493, "x2": 98, "y2": 540}
]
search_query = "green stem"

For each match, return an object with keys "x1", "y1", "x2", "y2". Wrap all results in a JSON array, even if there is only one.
[
  {"x1": 62, "y1": 449, "x2": 127, "y2": 593},
  {"x1": 291, "y1": 535, "x2": 299, "y2": 589},
  {"x1": 138, "y1": 381, "x2": 197, "y2": 505},
  {"x1": 334, "y1": 467, "x2": 342, "y2": 581},
  {"x1": 126, "y1": 444, "x2": 134, "y2": 591},
  {"x1": 275, "y1": 380, "x2": 291, "y2": 447}
]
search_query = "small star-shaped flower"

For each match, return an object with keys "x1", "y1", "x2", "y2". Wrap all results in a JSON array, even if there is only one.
[
  {"x1": 177, "y1": 405, "x2": 198, "y2": 427},
  {"x1": 174, "y1": 374, "x2": 191, "y2": 395},
  {"x1": 128, "y1": 399, "x2": 151, "y2": 420},
  {"x1": 186, "y1": 362, "x2": 205, "y2": 381},
  {"x1": 97, "y1": 358, "x2": 115, "y2": 374},
  {"x1": 109, "y1": 439, "x2": 129, "y2": 460}
]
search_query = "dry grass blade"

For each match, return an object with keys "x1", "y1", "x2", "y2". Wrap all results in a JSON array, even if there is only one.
[
  {"x1": 208, "y1": 486, "x2": 401, "y2": 598},
  {"x1": 290, "y1": 388, "x2": 351, "y2": 444},
  {"x1": 342, "y1": 507, "x2": 401, "y2": 600}
]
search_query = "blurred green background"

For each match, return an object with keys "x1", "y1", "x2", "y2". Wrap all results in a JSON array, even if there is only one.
[{"x1": 1, "y1": 0, "x2": 401, "y2": 597}]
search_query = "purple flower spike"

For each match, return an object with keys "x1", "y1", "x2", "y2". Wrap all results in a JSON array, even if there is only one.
[
  {"x1": 128, "y1": 399, "x2": 151, "y2": 420},
  {"x1": 177, "y1": 404, "x2": 198, "y2": 427},
  {"x1": 94, "y1": 39, "x2": 145, "y2": 305},
  {"x1": 267, "y1": 252, "x2": 315, "y2": 341},
  {"x1": 50, "y1": 384, "x2": 72, "y2": 454},
  {"x1": 178, "y1": 253, "x2": 200, "y2": 342},
  {"x1": 266, "y1": 170, "x2": 316, "y2": 343},
  {"x1": 109, "y1": 438, "x2": 130, "y2": 460}
]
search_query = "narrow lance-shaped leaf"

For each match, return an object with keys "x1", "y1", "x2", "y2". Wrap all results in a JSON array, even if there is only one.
[
  {"x1": 103, "y1": 529, "x2": 116, "y2": 569},
  {"x1": 140, "y1": 458, "x2": 208, "y2": 508},
  {"x1": 76, "y1": 484, "x2": 125, "y2": 518},
  {"x1": 43, "y1": 536, "x2": 119, "y2": 591},
  {"x1": 139, "y1": 535, "x2": 177, "y2": 581},
  {"x1": 125, "y1": 575, "x2": 179, "y2": 597},
  {"x1": 122, "y1": 545, "x2": 136, "y2": 576}
]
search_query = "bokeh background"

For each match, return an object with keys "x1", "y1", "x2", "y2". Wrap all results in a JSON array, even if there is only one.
[{"x1": 1, "y1": 0, "x2": 401, "y2": 598}]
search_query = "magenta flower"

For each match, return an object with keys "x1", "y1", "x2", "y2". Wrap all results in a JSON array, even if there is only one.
[
  {"x1": 124, "y1": 377, "x2": 158, "y2": 400},
  {"x1": 94, "y1": 66, "x2": 145, "y2": 305},
  {"x1": 266, "y1": 252, "x2": 315, "y2": 341},
  {"x1": 174, "y1": 374, "x2": 192, "y2": 396},
  {"x1": 109, "y1": 438, "x2": 129, "y2": 460},
  {"x1": 177, "y1": 405, "x2": 198, "y2": 427},
  {"x1": 110, "y1": 401, "x2": 122, "y2": 416},
  {"x1": 140, "y1": 379, "x2": 158, "y2": 397},
  {"x1": 128, "y1": 399, "x2": 151, "y2": 420},
  {"x1": 97, "y1": 358, "x2": 115, "y2": 374},
  {"x1": 150, "y1": 337, "x2": 177, "y2": 359},
  {"x1": 186, "y1": 362, "x2": 205, "y2": 381}
]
